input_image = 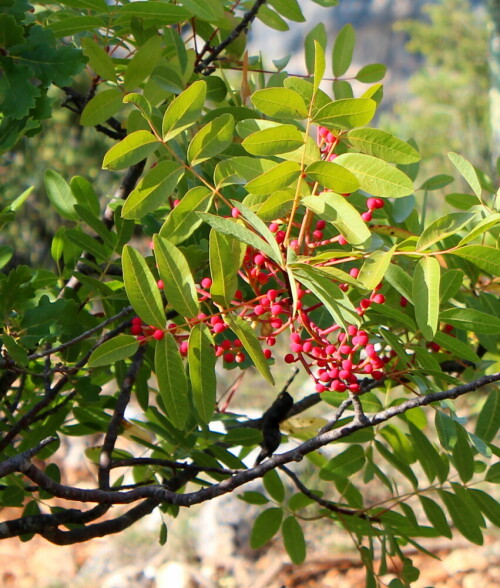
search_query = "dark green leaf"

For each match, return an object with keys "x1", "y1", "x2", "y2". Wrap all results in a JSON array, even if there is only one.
[
  {"x1": 88, "y1": 335, "x2": 139, "y2": 368},
  {"x1": 263, "y1": 469, "x2": 285, "y2": 502},
  {"x1": 250, "y1": 508, "x2": 283, "y2": 548},
  {"x1": 188, "y1": 323, "x2": 216, "y2": 424},
  {"x1": 282, "y1": 516, "x2": 306, "y2": 564},
  {"x1": 475, "y1": 389, "x2": 500, "y2": 443}
]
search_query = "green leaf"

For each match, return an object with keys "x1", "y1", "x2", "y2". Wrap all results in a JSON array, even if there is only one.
[
  {"x1": 332, "y1": 23, "x2": 355, "y2": 77},
  {"x1": 209, "y1": 230, "x2": 243, "y2": 307},
  {"x1": 246, "y1": 189, "x2": 295, "y2": 221},
  {"x1": 357, "y1": 247, "x2": 395, "y2": 290},
  {"x1": 44, "y1": 169, "x2": 78, "y2": 221},
  {"x1": 302, "y1": 192, "x2": 370, "y2": 245},
  {"x1": 80, "y1": 88, "x2": 123, "y2": 127},
  {"x1": 355, "y1": 63, "x2": 387, "y2": 83},
  {"x1": 304, "y1": 22, "x2": 327, "y2": 74},
  {"x1": 162, "y1": 80, "x2": 207, "y2": 141},
  {"x1": 242, "y1": 125, "x2": 305, "y2": 156},
  {"x1": 291, "y1": 263, "x2": 360, "y2": 329},
  {"x1": 0, "y1": 15, "x2": 24, "y2": 48},
  {"x1": 88, "y1": 335, "x2": 139, "y2": 368},
  {"x1": 80, "y1": 37, "x2": 116, "y2": 82},
  {"x1": 282, "y1": 516, "x2": 306, "y2": 564},
  {"x1": 408, "y1": 423, "x2": 448, "y2": 483},
  {"x1": 250, "y1": 508, "x2": 283, "y2": 549},
  {"x1": 313, "y1": 40, "x2": 326, "y2": 91},
  {"x1": 439, "y1": 307, "x2": 500, "y2": 335},
  {"x1": 263, "y1": 470, "x2": 285, "y2": 502},
  {"x1": 197, "y1": 212, "x2": 280, "y2": 263},
  {"x1": 448, "y1": 152, "x2": 482, "y2": 199},
  {"x1": 335, "y1": 153, "x2": 413, "y2": 198},
  {"x1": 450, "y1": 246, "x2": 500, "y2": 276},
  {"x1": 153, "y1": 235, "x2": 200, "y2": 318},
  {"x1": 385, "y1": 264, "x2": 413, "y2": 303},
  {"x1": 117, "y1": 2, "x2": 191, "y2": 24},
  {"x1": 445, "y1": 192, "x2": 481, "y2": 210},
  {"x1": 486, "y1": 462, "x2": 500, "y2": 483},
  {"x1": 419, "y1": 496, "x2": 452, "y2": 538},
  {"x1": 439, "y1": 489, "x2": 483, "y2": 545},
  {"x1": 257, "y1": 4, "x2": 289, "y2": 31},
  {"x1": 187, "y1": 113, "x2": 234, "y2": 165},
  {"x1": 238, "y1": 491, "x2": 269, "y2": 505},
  {"x1": 155, "y1": 332, "x2": 189, "y2": 430},
  {"x1": 320, "y1": 445, "x2": 365, "y2": 480},
  {"x1": 268, "y1": 0, "x2": 305, "y2": 22},
  {"x1": 188, "y1": 323, "x2": 216, "y2": 424},
  {"x1": 313, "y1": 98, "x2": 376, "y2": 129},
  {"x1": 251, "y1": 88, "x2": 308, "y2": 119},
  {"x1": 214, "y1": 156, "x2": 277, "y2": 187},
  {"x1": 225, "y1": 315, "x2": 274, "y2": 384},
  {"x1": 0, "y1": 62, "x2": 40, "y2": 121},
  {"x1": 418, "y1": 174, "x2": 454, "y2": 191},
  {"x1": 439, "y1": 268, "x2": 464, "y2": 303},
  {"x1": 124, "y1": 37, "x2": 164, "y2": 90},
  {"x1": 305, "y1": 161, "x2": 359, "y2": 193},
  {"x1": 102, "y1": 130, "x2": 159, "y2": 170},
  {"x1": 475, "y1": 389, "x2": 500, "y2": 443},
  {"x1": 123, "y1": 245, "x2": 166, "y2": 328},
  {"x1": 457, "y1": 214, "x2": 500, "y2": 245},
  {"x1": 49, "y1": 16, "x2": 104, "y2": 37},
  {"x1": 417, "y1": 212, "x2": 476, "y2": 251},
  {"x1": 375, "y1": 440, "x2": 418, "y2": 487},
  {"x1": 236, "y1": 201, "x2": 283, "y2": 266},
  {"x1": 122, "y1": 161, "x2": 184, "y2": 219},
  {"x1": 469, "y1": 489, "x2": 500, "y2": 527},
  {"x1": 435, "y1": 411, "x2": 457, "y2": 451},
  {"x1": 70, "y1": 176, "x2": 100, "y2": 217},
  {"x1": 1, "y1": 334, "x2": 28, "y2": 366},
  {"x1": 347, "y1": 129, "x2": 421, "y2": 164},
  {"x1": 65, "y1": 228, "x2": 112, "y2": 262},
  {"x1": 245, "y1": 161, "x2": 301, "y2": 195},
  {"x1": 452, "y1": 424, "x2": 475, "y2": 483},
  {"x1": 160, "y1": 186, "x2": 213, "y2": 244},
  {"x1": 180, "y1": 0, "x2": 225, "y2": 23},
  {"x1": 413, "y1": 256, "x2": 440, "y2": 341},
  {"x1": 433, "y1": 332, "x2": 480, "y2": 364}
]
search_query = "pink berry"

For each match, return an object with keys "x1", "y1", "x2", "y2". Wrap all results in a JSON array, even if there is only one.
[
  {"x1": 318, "y1": 126, "x2": 329, "y2": 138},
  {"x1": 325, "y1": 344, "x2": 336, "y2": 355},
  {"x1": 254, "y1": 253, "x2": 265, "y2": 265},
  {"x1": 290, "y1": 343, "x2": 303, "y2": 353},
  {"x1": 291, "y1": 333, "x2": 301, "y2": 343},
  {"x1": 270, "y1": 318, "x2": 282, "y2": 329},
  {"x1": 338, "y1": 236, "x2": 348, "y2": 246},
  {"x1": 373, "y1": 293, "x2": 385, "y2": 304},
  {"x1": 332, "y1": 380, "x2": 346, "y2": 392},
  {"x1": 179, "y1": 341, "x2": 189, "y2": 355},
  {"x1": 201, "y1": 277, "x2": 212, "y2": 289},
  {"x1": 302, "y1": 341, "x2": 313, "y2": 353},
  {"x1": 254, "y1": 305, "x2": 265, "y2": 316},
  {"x1": 360, "y1": 298, "x2": 371, "y2": 309},
  {"x1": 267, "y1": 289, "x2": 278, "y2": 301},
  {"x1": 313, "y1": 230, "x2": 323, "y2": 240},
  {"x1": 366, "y1": 197, "x2": 378, "y2": 210},
  {"x1": 153, "y1": 329, "x2": 164, "y2": 341},
  {"x1": 271, "y1": 303, "x2": 283, "y2": 316},
  {"x1": 349, "y1": 268, "x2": 359, "y2": 278},
  {"x1": 340, "y1": 344, "x2": 352, "y2": 355},
  {"x1": 315, "y1": 383, "x2": 326, "y2": 393},
  {"x1": 269, "y1": 222, "x2": 279, "y2": 233},
  {"x1": 231, "y1": 207, "x2": 241, "y2": 218},
  {"x1": 361, "y1": 211, "x2": 372, "y2": 222},
  {"x1": 326, "y1": 132, "x2": 335, "y2": 143},
  {"x1": 213, "y1": 323, "x2": 226, "y2": 334},
  {"x1": 347, "y1": 325, "x2": 357, "y2": 336},
  {"x1": 290, "y1": 239, "x2": 299, "y2": 251},
  {"x1": 349, "y1": 383, "x2": 360, "y2": 393}
]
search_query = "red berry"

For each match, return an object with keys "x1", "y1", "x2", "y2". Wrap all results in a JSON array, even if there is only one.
[
  {"x1": 270, "y1": 318, "x2": 283, "y2": 329},
  {"x1": 137, "y1": 335, "x2": 147, "y2": 345},
  {"x1": 235, "y1": 290, "x2": 243, "y2": 300},
  {"x1": 263, "y1": 349, "x2": 272, "y2": 359},
  {"x1": 316, "y1": 220, "x2": 326, "y2": 230},
  {"x1": 290, "y1": 343, "x2": 303, "y2": 353},
  {"x1": 260, "y1": 297, "x2": 270, "y2": 308},
  {"x1": 213, "y1": 323, "x2": 226, "y2": 334},
  {"x1": 349, "y1": 268, "x2": 359, "y2": 278},
  {"x1": 340, "y1": 344, "x2": 352, "y2": 355},
  {"x1": 315, "y1": 383, "x2": 326, "y2": 393},
  {"x1": 254, "y1": 253, "x2": 265, "y2": 265},
  {"x1": 372, "y1": 370, "x2": 384, "y2": 380},
  {"x1": 302, "y1": 341, "x2": 313, "y2": 353},
  {"x1": 221, "y1": 339, "x2": 232, "y2": 350},
  {"x1": 179, "y1": 341, "x2": 188, "y2": 355},
  {"x1": 372, "y1": 293, "x2": 385, "y2": 304},
  {"x1": 400, "y1": 296, "x2": 408, "y2": 307},
  {"x1": 271, "y1": 303, "x2": 283, "y2": 316},
  {"x1": 361, "y1": 211, "x2": 372, "y2": 222},
  {"x1": 332, "y1": 380, "x2": 346, "y2": 392},
  {"x1": 234, "y1": 339, "x2": 242, "y2": 347},
  {"x1": 269, "y1": 222, "x2": 279, "y2": 233},
  {"x1": 235, "y1": 352, "x2": 246, "y2": 363},
  {"x1": 267, "y1": 289, "x2": 278, "y2": 301},
  {"x1": 266, "y1": 336, "x2": 276, "y2": 346},
  {"x1": 153, "y1": 329, "x2": 164, "y2": 340},
  {"x1": 347, "y1": 325, "x2": 357, "y2": 336},
  {"x1": 276, "y1": 230, "x2": 286, "y2": 244},
  {"x1": 312, "y1": 230, "x2": 323, "y2": 240},
  {"x1": 284, "y1": 353, "x2": 295, "y2": 364},
  {"x1": 349, "y1": 383, "x2": 360, "y2": 393},
  {"x1": 360, "y1": 298, "x2": 371, "y2": 309},
  {"x1": 254, "y1": 305, "x2": 265, "y2": 316},
  {"x1": 224, "y1": 352, "x2": 235, "y2": 363},
  {"x1": 131, "y1": 317, "x2": 143, "y2": 326},
  {"x1": 131, "y1": 324, "x2": 142, "y2": 335}
]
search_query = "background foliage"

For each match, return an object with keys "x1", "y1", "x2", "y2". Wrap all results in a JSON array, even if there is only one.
[{"x1": 0, "y1": 1, "x2": 499, "y2": 585}]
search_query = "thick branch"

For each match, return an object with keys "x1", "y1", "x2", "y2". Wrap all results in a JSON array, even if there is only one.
[{"x1": 7, "y1": 372, "x2": 498, "y2": 510}]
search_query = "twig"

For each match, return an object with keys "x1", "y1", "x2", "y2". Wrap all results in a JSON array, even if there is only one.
[{"x1": 195, "y1": 0, "x2": 268, "y2": 74}]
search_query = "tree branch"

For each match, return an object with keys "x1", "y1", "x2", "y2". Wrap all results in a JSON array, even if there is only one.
[
  {"x1": 195, "y1": 0, "x2": 268, "y2": 74},
  {"x1": 5, "y1": 372, "x2": 497, "y2": 511}
]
